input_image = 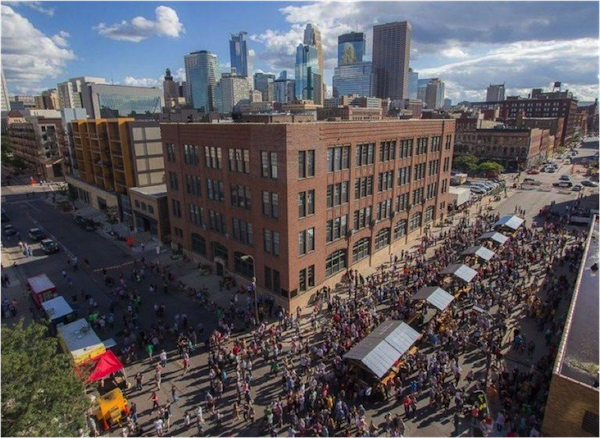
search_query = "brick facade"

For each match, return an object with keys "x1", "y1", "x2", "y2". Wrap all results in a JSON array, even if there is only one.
[{"x1": 161, "y1": 120, "x2": 455, "y2": 310}]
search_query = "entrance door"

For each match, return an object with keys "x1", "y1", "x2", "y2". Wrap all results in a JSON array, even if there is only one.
[{"x1": 216, "y1": 262, "x2": 224, "y2": 276}]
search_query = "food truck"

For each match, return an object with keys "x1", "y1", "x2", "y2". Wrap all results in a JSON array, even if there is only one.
[
  {"x1": 27, "y1": 274, "x2": 58, "y2": 307},
  {"x1": 92, "y1": 388, "x2": 129, "y2": 430},
  {"x1": 57, "y1": 318, "x2": 106, "y2": 365},
  {"x1": 41, "y1": 296, "x2": 76, "y2": 333}
]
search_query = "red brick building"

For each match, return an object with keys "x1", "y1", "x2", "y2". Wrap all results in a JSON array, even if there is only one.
[{"x1": 161, "y1": 119, "x2": 455, "y2": 309}]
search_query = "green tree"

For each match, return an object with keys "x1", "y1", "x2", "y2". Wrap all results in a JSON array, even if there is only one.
[
  {"x1": 453, "y1": 155, "x2": 479, "y2": 173},
  {"x1": 2, "y1": 321, "x2": 88, "y2": 437},
  {"x1": 477, "y1": 161, "x2": 505, "y2": 174}
]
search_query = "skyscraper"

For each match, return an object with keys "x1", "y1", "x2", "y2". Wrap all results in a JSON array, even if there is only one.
[
  {"x1": 57, "y1": 77, "x2": 106, "y2": 109},
  {"x1": 254, "y1": 72, "x2": 276, "y2": 101},
  {"x1": 163, "y1": 68, "x2": 180, "y2": 105},
  {"x1": 302, "y1": 24, "x2": 324, "y2": 105},
  {"x1": 408, "y1": 68, "x2": 419, "y2": 100},
  {"x1": 1, "y1": 68, "x2": 11, "y2": 111},
  {"x1": 185, "y1": 51, "x2": 221, "y2": 112},
  {"x1": 332, "y1": 62, "x2": 374, "y2": 98},
  {"x1": 295, "y1": 44, "x2": 321, "y2": 103},
  {"x1": 424, "y1": 78, "x2": 445, "y2": 109},
  {"x1": 338, "y1": 32, "x2": 365, "y2": 65},
  {"x1": 486, "y1": 84, "x2": 505, "y2": 102},
  {"x1": 229, "y1": 32, "x2": 250, "y2": 78},
  {"x1": 372, "y1": 21, "x2": 412, "y2": 100},
  {"x1": 214, "y1": 72, "x2": 251, "y2": 114}
]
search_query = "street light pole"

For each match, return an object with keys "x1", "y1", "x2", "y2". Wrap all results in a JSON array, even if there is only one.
[{"x1": 252, "y1": 276, "x2": 258, "y2": 323}]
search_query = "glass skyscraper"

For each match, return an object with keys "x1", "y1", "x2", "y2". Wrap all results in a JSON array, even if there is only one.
[
  {"x1": 408, "y1": 68, "x2": 419, "y2": 99},
  {"x1": 337, "y1": 32, "x2": 365, "y2": 65},
  {"x1": 185, "y1": 51, "x2": 221, "y2": 112},
  {"x1": 332, "y1": 62, "x2": 374, "y2": 98},
  {"x1": 229, "y1": 32, "x2": 250, "y2": 78},
  {"x1": 295, "y1": 44, "x2": 321, "y2": 102}
]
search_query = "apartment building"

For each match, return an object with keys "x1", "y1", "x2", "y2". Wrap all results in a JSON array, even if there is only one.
[{"x1": 161, "y1": 119, "x2": 455, "y2": 309}]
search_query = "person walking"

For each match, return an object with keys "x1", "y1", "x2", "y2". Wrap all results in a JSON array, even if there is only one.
[
  {"x1": 149, "y1": 391, "x2": 160, "y2": 411},
  {"x1": 159, "y1": 349, "x2": 167, "y2": 368}
]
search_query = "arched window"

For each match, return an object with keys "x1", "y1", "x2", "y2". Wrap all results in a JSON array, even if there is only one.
[
  {"x1": 393, "y1": 220, "x2": 407, "y2": 240},
  {"x1": 352, "y1": 238, "x2": 370, "y2": 262},
  {"x1": 234, "y1": 252, "x2": 254, "y2": 279},
  {"x1": 325, "y1": 250, "x2": 346, "y2": 277},
  {"x1": 375, "y1": 228, "x2": 390, "y2": 251},
  {"x1": 191, "y1": 233, "x2": 206, "y2": 255}
]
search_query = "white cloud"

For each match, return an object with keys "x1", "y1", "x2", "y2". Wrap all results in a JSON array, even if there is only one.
[
  {"x1": 5, "y1": 1, "x2": 54, "y2": 17},
  {"x1": 95, "y1": 6, "x2": 184, "y2": 42},
  {"x1": 52, "y1": 30, "x2": 70, "y2": 48},
  {"x1": 122, "y1": 76, "x2": 161, "y2": 88},
  {"x1": 1, "y1": 5, "x2": 75, "y2": 92}
]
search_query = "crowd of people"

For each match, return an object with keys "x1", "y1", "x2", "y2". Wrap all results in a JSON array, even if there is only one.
[{"x1": 66, "y1": 199, "x2": 589, "y2": 437}]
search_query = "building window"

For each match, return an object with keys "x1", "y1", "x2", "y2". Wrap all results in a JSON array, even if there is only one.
[
  {"x1": 264, "y1": 266, "x2": 272, "y2": 290},
  {"x1": 168, "y1": 171, "x2": 179, "y2": 191},
  {"x1": 445, "y1": 134, "x2": 452, "y2": 150},
  {"x1": 443, "y1": 157, "x2": 450, "y2": 172},
  {"x1": 135, "y1": 200, "x2": 140, "y2": 208},
  {"x1": 232, "y1": 218, "x2": 253, "y2": 245},
  {"x1": 165, "y1": 143, "x2": 176, "y2": 162},
  {"x1": 263, "y1": 229, "x2": 279, "y2": 256},
  {"x1": 261, "y1": 151, "x2": 278, "y2": 179},
  {"x1": 298, "y1": 228, "x2": 315, "y2": 255},
  {"x1": 173, "y1": 226, "x2": 183, "y2": 238},
  {"x1": 412, "y1": 187, "x2": 424, "y2": 205},
  {"x1": 141, "y1": 202, "x2": 147, "y2": 211},
  {"x1": 380, "y1": 140, "x2": 396, "y2": 162},
  {"x1": 262, "y1": 191, "x2": 279, "y2": 218},
  {"x1": 204, "y1": 146, "x2": 222, "y2": 169},
  {"x1": 393, "y1": 220, "x2": 407, "y2": 240},
  {"x1": 377, "y1": 199, "x2": 392, "y2": 221},
  {"x1": 327, "y1": 146, "x2": 350, "y2": 172},
  {"x1": 298, "y1": 150, "x2": 316, "y2": 178},
  {"x1": 298, "y1": 265, "x2": 315, "y2": 293},
  {"x1": 396, "y1": 193, "x2": 409, "y2": 212},
  {"x1": 326, "y1": 215, "x2": 348, "y2": 243},
  {"x1": 228, "y1": 148, "x2": 250, "y2": 173},
  {"x1": 399, "y1": 139, "x2": 413, "y2": 158},
  {"x1": 414, "y1": 162, "x2": 426, "y2": 180},
  {"x1": 325, "y1": 250, "x2": 346, "y2": 277},
  {"x1": 428, "y1": 160, "x2": 439, "y2": 176},
  {"x1": 375, "y1": 228, "x2": 390, "y2": 251},
  {"x1": 188, "y1": 203, "x2": 203, "y2": 226},
  {"x1": 352, "y1": 238, "x2": 370, "y2": 262},
  {"x1": 355, "y1": 143, "x2": 375, "y2": 166},
  {"x1": 191, "y1": 233, "x2": 206, "y2": 255},
  {"x1": 378, "y1": 171, "x2": 394, "y2": 192},
  {"x1": 186, "y1": 174, "x2": 202, "y2": 197},
  {"x1": 326, "y1": 181, "x2": 349, "y2": 208},
  {"x1": 230, "y1": 184, "x2": 251, "y2": 210},
  {"x1": 208, "y1": 210, "x2": 226, "y2": 234},
  {"x1": 397, "y1": 165, "x2": 411, "y2": 186},
  {"x1": 416, "y1": 137, "x2": 428, "y2": 155},
  {"x1": 184, "y1": 144, "x2": 200, "y2": 165},
  {"x1": 426, "y1": 182, "x2": 437, "y2": 200},
  {"x1": 171, "y1": 199, "x2": 181, "y2": 218},
  {"x1": 148, "y1": 205, "x2": 154, "y2": 214},
  {"x1": 431, "y1": 136, "x2": 441, "y2": 152},
  {"x1": 234, "y1": 252, "x2": 254, "y2": 279},
  {"x1": 355, "y1": 176, "x2": 373, "y2": 199},
  {"x1": 425, "y1": 206, "x2": 435, "y2": 224},
  {"x1": 582, "y1": 411, "x2": 599, "y2": 435},
  {"x1": 410, "y1": 212, "x2": 422, "y2": 231},
  {"x1": 206, "y1": 178, "x2": 224, "y2": 202},
  {"x1": 353, "y1": 206, "x2": 372, "y2": 230},
  {"x1": 298, "y1": 189, "x2": 315, "y2": 218}
]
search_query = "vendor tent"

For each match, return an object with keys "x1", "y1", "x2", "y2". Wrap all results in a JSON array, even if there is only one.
[
  {"x1": 75, "y1": 350, "x2": 124, "y2": 384},
  {"x1": 494, "y1": 214, "x2": 524, "y2": 231},
  {"x1": 41, "y1": 296, "x2": 73, "y2": 321},
  {"x1": 412, "y1": 286, "x2": 455, "y2": 311},
  {"x1": 344, "y1": 321, "x2": 421, "y2": 378},
  {"x1": 462, "y1": 245, "x2": 496, "y2": 261},
  {"x1": 58, "y1": 318, "x2": 106, "y2": 365},
  {"x1": 441, "y1": 264, "x2": 478, "y2": 283},
  {"x1": 479, "y1": 232, "x2": 509, "y2": 245}
]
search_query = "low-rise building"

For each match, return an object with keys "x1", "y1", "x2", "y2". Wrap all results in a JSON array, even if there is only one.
[
  {"x1": 542, "y1": 217, "x2": 599, "y2": 437},
  {"x1": 129, "y1": 184, "x2": 170, "y2": 243}
]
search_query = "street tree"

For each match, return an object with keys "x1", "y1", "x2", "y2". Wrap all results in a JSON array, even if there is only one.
[
  {"x1": 1, "y1": 321, "x2": 89, "y2": 437},
  {"x1": 453, "y1": 155, "x2": 479, "y2": 173},
  {"x1": 477, "y1": 161, "x2": 505, "y2": 174}
]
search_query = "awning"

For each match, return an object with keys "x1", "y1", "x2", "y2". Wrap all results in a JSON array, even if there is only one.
[
  {"x1": 494, "y1": 214, "x2": 524, "y2": 231},
  {"x1": 74, "y1": 350, "x2": 124, "y2": 384},
  {"x1": 462, "y1": 245, "x2": 496, "y2": 261},
  {"x1": 41, "y1": 296, "x2": 73, "y2": 321},
  {"x1": 479, "y1": 232, "x2": 509, "y2": 245},
  {"x1": 344, "y1": 321, "x2": 421, "y2": 379},
  {"x1": 412, "y1": 286, "x2": 455, "y2": 311},
  {"x1": 440, "y1": 263, "x2": 478, "y2": 283}
]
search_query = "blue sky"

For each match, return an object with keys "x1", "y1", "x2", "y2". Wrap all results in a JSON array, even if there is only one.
[{"x1": 2, "y1": 1, "x2": 599, "y2": 102}]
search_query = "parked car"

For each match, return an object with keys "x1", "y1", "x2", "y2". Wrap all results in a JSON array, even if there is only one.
[
  {"x1": 572, "y1": 184, "x2": 583, "y2": 192},
  {"x1": 560, "y1": 175, "x2": 572, "y2": 181},
  {"x1": 40, "y1": 239, "x2": 59, "y2": 254},
  {"x1": 582, "y1": 180, "x2": 598, "y2": 187},
  {"x1": 74, "y1": 216, "x2": 96, "y2": 231},
  {"x1": 3, "y1": 224, "x2": 16, "y2": 236},
  {"x1": 28, "y1": 228, "x2": 46, "y2": 241},
  {"x1": 470, "y1": 187, "x2": 486, "y2": 194},
  {"x1": 554, "y1": 181, "x2": 573, "y2": 188},
  {"x1": 527, "y1": 168, "x2": 540, "y2": 175},
  {"x1": 547, "y1": 168, "x2": 556, "y2": 173}
]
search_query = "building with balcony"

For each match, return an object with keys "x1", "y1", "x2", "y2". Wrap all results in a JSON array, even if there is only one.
[{"x1": 161, "y1": 118, "x2": 455, "y2": 310}]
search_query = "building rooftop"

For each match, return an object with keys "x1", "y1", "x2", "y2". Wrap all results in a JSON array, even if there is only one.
[
  {"x1": 161, "y1": 118, "x2": 454, "y2": 126},
  {"x1": 555, "y1": 216, "x2": 599, "y2": 388},
  {"x1": 129, "y1": 184, "x2": 167, "y2": 198}
]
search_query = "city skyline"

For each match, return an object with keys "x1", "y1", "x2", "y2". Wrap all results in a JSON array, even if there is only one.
[{"x1": 1, "y1": 1, "x2": 599, "y2": 103}]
